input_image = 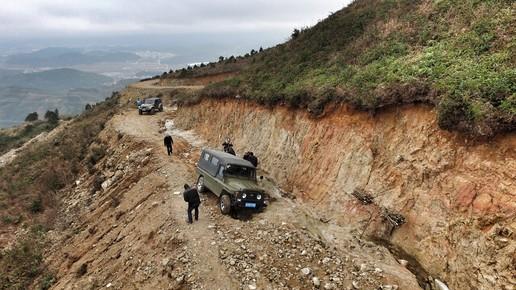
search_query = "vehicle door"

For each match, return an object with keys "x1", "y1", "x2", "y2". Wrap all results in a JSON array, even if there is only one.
[
  {"x1": 212, "y1": 165, "x2": 225, "y2": 195},
  {"x1": 206, "y1": 156, "x2": 220, "y2": 191}
]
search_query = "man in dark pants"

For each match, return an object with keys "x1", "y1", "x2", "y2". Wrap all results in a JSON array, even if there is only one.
[
  {"x1": 164, "y1": 134, "x2": 173, "y2": 156},
  {"x1": 183, "y1": 184, "x2": 200, "y2": 223}
]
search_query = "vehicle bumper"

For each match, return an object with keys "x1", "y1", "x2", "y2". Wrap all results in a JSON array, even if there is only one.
[{"x1": 233, "y1": 198, "x2": 265, "y2": 210}]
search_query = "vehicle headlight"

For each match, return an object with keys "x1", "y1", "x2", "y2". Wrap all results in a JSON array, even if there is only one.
[
  {"x1": 257, "y1": 194, "x2": 262, "y2": 200},
  {"x1": 242, "y1": 193, "x2": 247, "y2": 199}
]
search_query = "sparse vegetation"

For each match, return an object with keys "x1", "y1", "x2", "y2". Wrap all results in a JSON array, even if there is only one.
[
  {"x1": 29, "y1": 198, "x2": 43, "y2": 214},
  {"x1": 44, "y1": 109, "x2": 59, "y2": 124},
  {"x1": 0, "y1": 121, "x2": 58, "y2": 155},
  {"x1": 0, "y1": 93, "x2": 119, "y2": 289},
  {"x1": 165, "y1": 0, "x2": 515, "y2": 137},
  {"x1": 24, "y1": 112, "x2": 39, "y2": 122},
  {"x1": 0, "y1": 227, "x2": 47, "y2": 290}
]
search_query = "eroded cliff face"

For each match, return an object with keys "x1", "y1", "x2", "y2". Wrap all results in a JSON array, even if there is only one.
[{"x1": 174, "y1": 99, "x2": 516, "y2": 290}]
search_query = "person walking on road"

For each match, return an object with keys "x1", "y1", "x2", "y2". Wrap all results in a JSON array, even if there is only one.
[
  {"x1": 183, "y1": 184, "x2": 200, "y2": 224},
  {"x1": 164, "y1": 134, "x2": 173, "y2": 156}
]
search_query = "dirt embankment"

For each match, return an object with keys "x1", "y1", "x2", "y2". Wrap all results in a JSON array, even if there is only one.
[
  {"x1": 173, "y1": 98, "x2": 516, "y2": 290},
  {"x1": 42, "y1": 101, "x2": 420, "y2": 289}
]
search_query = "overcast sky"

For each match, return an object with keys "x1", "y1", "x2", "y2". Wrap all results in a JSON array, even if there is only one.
[{"x1": 1, "y1": 1, "x2": 350, "y2": 38}]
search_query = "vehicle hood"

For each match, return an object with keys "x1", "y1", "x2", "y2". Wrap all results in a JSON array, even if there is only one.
[
  {"x1": 140, "y1": 103, "x2": 153, "y2": 108},
  {"x1": 224, "y1": 177, "x2": 263, "y2": 192}
]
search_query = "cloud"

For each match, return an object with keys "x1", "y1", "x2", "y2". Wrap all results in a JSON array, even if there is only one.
[{"x1": 0, "y1": 0, "x2": 350, "y2": 37}]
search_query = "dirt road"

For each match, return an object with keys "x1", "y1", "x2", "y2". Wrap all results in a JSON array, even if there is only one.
[
  {"x1": 110, "y1": 107, "x2": 420, "y2": 289},
  {"x1": 46, "y1": 105, "x2": 420, "y2": 289},
  {"x1": 128, "y1": 80, "x2": 204, "y2": 90}
]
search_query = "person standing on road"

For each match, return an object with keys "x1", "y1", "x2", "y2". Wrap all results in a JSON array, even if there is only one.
[
  {"x1": 136, "y1": 98, "x2": 142, "y2": 108},
  {"x1": 183, "y1": 184, "x2": 200, "y2": 224},
  {"x1": 164, "y1": 134, "x2": 173, "y2": 156}
]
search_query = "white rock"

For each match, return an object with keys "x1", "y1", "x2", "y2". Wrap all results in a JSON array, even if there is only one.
[
  {"x1": 301, "y1": 267, "x2": 311, "y2": 276},
  {"x1": 359, "y1": 263, "x2": 367, "y2": 272},
  {"x1": 161, "y1": 258, "x2": 170, "y2": 266},
  {"x1": 352, "y1": 281, "x2": 359, "y2": 289},
  {"x1": 312, "y1": 277, "x2": 321, "y2": 287},
  {"x1": 434, "y1": 279, "x2": 450, "y2": 290},
  {"x1": 101, "y1": 179, "x2": 112, "y2": 190},
  {"x1": 248, "y1": 284, "x2": 257, "y2": 290},
  {"x1": 106, "y1": 283, "x2": 112, "y2": 288}
]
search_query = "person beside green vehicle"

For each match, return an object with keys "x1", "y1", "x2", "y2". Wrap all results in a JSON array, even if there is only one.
[{"x1": 195, "y1": 148, "x2": 267, "y2": 215}]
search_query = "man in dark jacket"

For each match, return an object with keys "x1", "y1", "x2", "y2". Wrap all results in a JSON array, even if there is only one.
[
  {"x1": 183, "y1": 184, "x2": 200, "y2": 223},
  {"x1": 164, "y1": 134, "x2": 173, "y2": 156},
  {"x1": 226, "y1": 144, "x2": 236, "y2": 156},
  {"x1": 222, "y1": 138, "x2": 235, "y2": 155},
  {"x1": 243, "y1": 152, "x2": 258, "y2": 167}
]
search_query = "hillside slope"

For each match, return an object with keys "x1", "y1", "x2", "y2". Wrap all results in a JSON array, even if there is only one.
[
  {"x1": 167, "y1": 0, "x2": 515, "y2": 137},
  {"x1": 173, "y1": 98, "x2": 515, "y2": 290}
]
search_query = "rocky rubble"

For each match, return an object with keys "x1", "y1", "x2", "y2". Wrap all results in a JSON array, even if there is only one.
[{"x1": 209, "y1": 214, "x2": 390, "y2": 290}]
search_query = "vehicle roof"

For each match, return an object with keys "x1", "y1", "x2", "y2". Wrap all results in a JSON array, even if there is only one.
[
  {"x1": 144, "y1": 97, "x2": 161, "y2": 101},
  {"x1": 203, "y1": 149, "x2": 255, "y2": 168}
]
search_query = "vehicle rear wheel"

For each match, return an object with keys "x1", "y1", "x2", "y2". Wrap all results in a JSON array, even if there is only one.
[
  {"x1": 196, "y1": 176, "x2": 205, "y2": 193},
  {"x1": 220, "y1": 195, "x2": 231, "y2": 215},
  {"x1": 159, "y1": 106, "x2": 163, "y2": 112}
]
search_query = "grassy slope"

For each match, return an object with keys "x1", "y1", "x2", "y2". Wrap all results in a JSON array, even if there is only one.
[
  {"x1": 0, "y1": 121, "x2": 58, "y2": 156},
  {"x1": 0, "y1": 94, "x2": 119, "y2": 290},
  {"x1": 193, "y1": 0, "x2": 515, "y2": 137}
]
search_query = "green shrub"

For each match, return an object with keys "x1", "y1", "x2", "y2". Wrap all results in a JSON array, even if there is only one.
[
  {"x1": 29, "y1": 198, "x2": 43, "y2": 214},
  {"x1": 0, "y1": 229, "x2": 46, "y2": 290}
]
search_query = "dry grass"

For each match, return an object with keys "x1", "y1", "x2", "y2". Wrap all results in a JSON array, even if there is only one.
[{"x1": 0, "y1": 94, "x2": 119, "y2": 289}]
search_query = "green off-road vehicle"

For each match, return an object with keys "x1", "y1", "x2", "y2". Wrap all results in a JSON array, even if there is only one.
[{"x1": 196, "y1": 149, "x2": 266, "y2": 215}]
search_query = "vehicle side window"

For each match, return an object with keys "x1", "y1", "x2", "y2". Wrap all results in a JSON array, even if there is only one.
[
  {"x1": 204, "y1": 153, "x2": 210, "y2": 161},
  {"x1": 216, "y1": 166, "x2": 224, "y2": 179},
  {"x1": 211, "y1": 157, "x2": 219, "y2": 166}
]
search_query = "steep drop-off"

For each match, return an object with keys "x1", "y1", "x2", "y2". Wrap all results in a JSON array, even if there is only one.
[{"x1": 174, "y1": 99, "x2": 516, "y2": 290}]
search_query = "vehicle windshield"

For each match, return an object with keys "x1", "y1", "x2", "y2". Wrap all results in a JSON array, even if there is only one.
[
  {"x1": 144, "y1": 99, "x2": 155, "y2": 104},
  {"x1": 225, "y1": 164, "x2": 255, "y2": 179}
]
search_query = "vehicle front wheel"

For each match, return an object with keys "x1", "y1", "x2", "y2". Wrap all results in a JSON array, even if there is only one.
[
  {"x1": 196, "y1": 176, "x2": 206, "y2": 193},
  {"x1": 220, "y1": 195, "x2": 231, "y2": 215},
  {"x1": 138, "y1": 110, "x2": 142, "y2": 115}
]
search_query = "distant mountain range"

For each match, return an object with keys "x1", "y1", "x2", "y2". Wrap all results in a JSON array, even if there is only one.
[
  {"x1": 5, "y1": 47, "x2": 140, "y2": 67},
  {"x1": 0, "y1": 68, "x2": 113, "y2": 92},
  {"x1": 0, "y1": 68, "x2": 131, "y2": 128}
]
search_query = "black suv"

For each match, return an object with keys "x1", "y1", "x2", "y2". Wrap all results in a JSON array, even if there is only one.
[{"x1": 139, "y1": 97, "x2": 163, "y2": 115}]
